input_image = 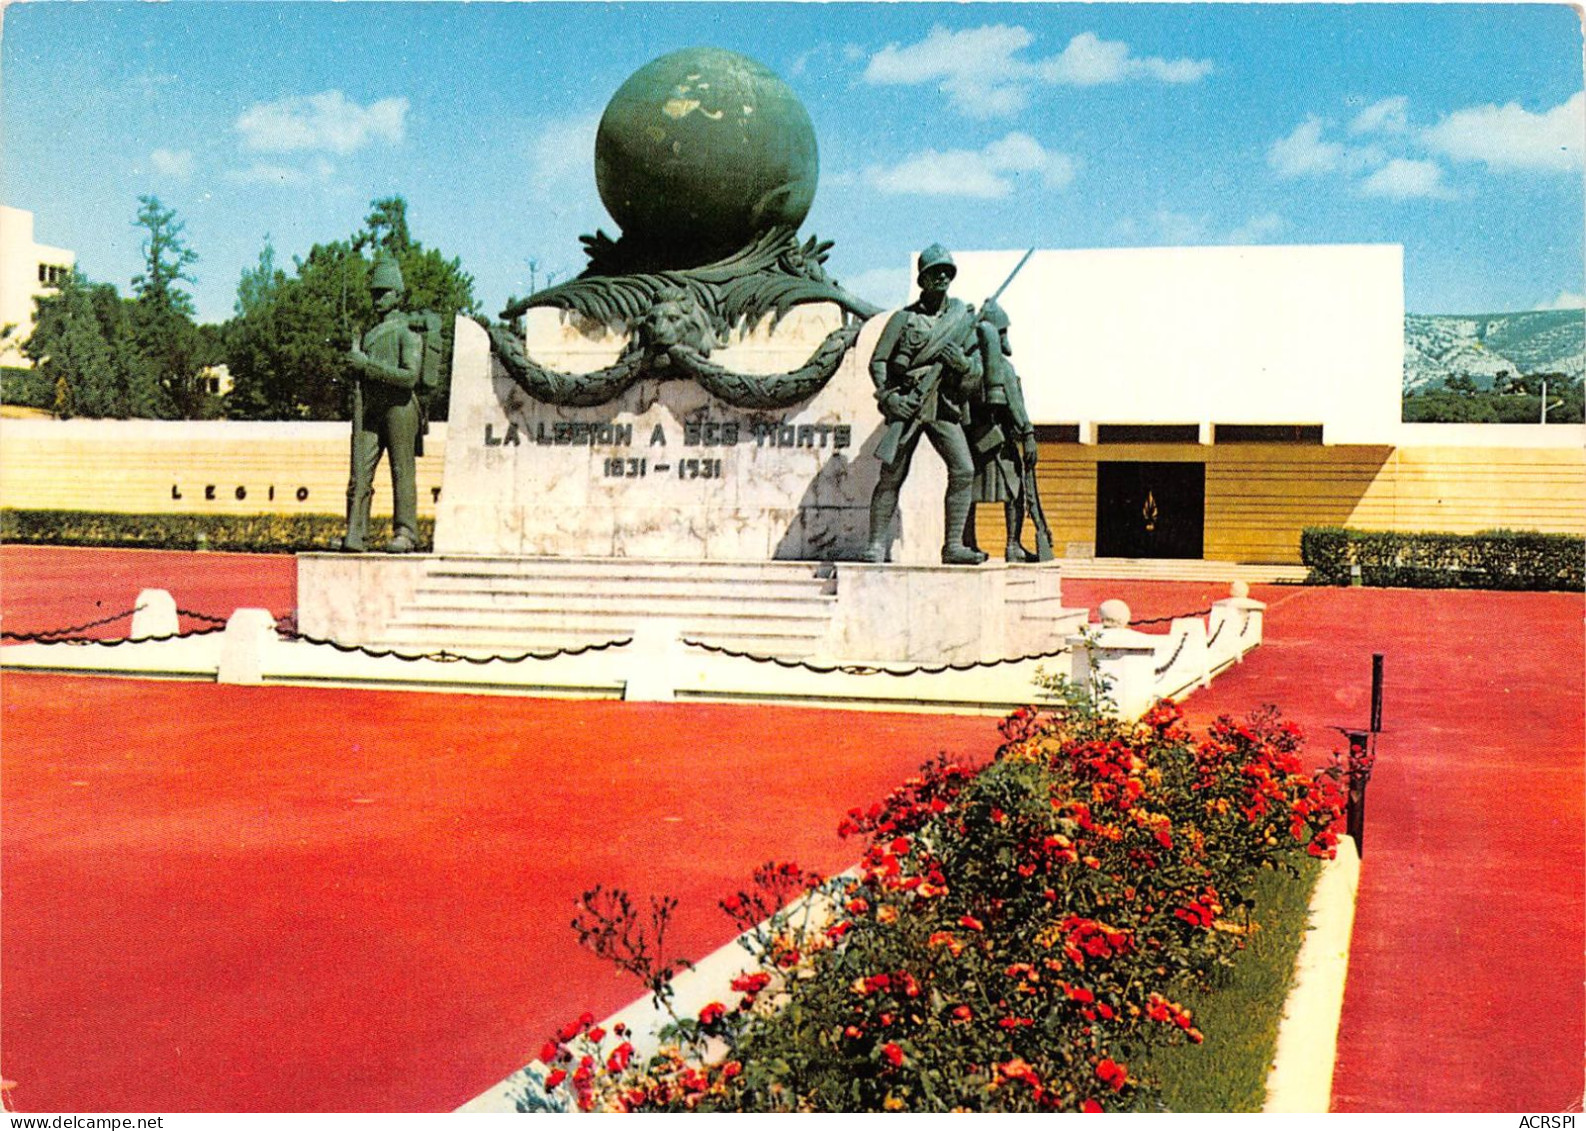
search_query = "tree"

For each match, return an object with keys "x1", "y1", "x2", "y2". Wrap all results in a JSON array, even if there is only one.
[
  {"x1": 130, "y1": 196, "x2": 208, "y2": 416},
  {"x1": 359, "y1": 196, "x2": 412, "y2": 255},
  {"x1": 131, "y1": 195, "x2": 198, "y2": 314},
  {"x1": 24, "y1": 270, "x2": 164, "y2": 418},
  {"x1": 221, "y1": 196, "x2": 478, "y2": 421}
]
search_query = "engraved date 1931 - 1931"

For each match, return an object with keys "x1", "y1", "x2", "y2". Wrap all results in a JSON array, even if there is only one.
[{"x1": 602, "y1": 457, "x2": 724, "y2": 480}]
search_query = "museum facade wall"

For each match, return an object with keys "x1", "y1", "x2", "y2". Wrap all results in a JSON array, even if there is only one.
[{"x1": 2, "y1": 418, "x2": 1579, "y2": 564}]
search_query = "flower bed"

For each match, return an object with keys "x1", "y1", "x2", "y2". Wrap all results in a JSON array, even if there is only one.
[{"x1": 530, "y1": 689, "x2": 1345, "y2": 1113}]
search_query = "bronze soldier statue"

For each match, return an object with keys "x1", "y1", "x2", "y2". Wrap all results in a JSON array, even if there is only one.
[
  {"x1": 342, "y1": 253, "x2": 425, "y2": 554},
  {"x1": 864, "y1": 244, "x2": 986, "y2": 565},
  {"x1": 964, "y1": 299, "x2": 1044, "y2": 562}
]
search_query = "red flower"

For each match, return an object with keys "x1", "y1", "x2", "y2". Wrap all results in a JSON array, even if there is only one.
[
  {"x1": 606, "y1": 1041, "x2": 634, "y2": 1072},
  {"x1": 587, "y1": 1026, "x2": 606, "y2": 1043},
  {"x1": 881, "y1": 1042, "x2": 905, "y2": 1068},
  {"x1": 731, "y1": 971, "x2": 772, "y2": 995},
  {"x1": 721, "y1": 1060, "x2": 743, "y2": 1080},
  {"x1": 959, "y1": 915, "x2": 984, "y2": 932},
  {"x1": 891, "y1": 836, "x2": 911, "y2": 855},
  {"x1": 539, "y1": 1041, "x2": 559, "y2": 1063},
  {"x1": 698, "y1": 1002, "x2": 726, "y2": 1027},
  {"x1": 950, "y1": 1004, "x2": 972, "y2": 1022},
  {"x1": 545, "y1": 1068, "x2": 567, "y2": 1089},
  {"x1": 556, "y1": 1019, "x2": 582, "y2": 1043},
  {"x1": 1096, "y1": 1059, "x2": 1128, "y2": 1091},
  {"x1": 1081, "y1": 1099, "x2": 1104, "y2": 1113}
]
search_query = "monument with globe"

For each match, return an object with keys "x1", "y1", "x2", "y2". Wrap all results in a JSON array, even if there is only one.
[{"x1": 299, "y1": 46, "x2": 1083, "y2": 669}]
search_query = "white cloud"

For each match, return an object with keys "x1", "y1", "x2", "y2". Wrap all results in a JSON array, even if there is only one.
[
  {"x1": 1151, "y1": 210, "x2": 1209, "y2": 244},
  {"x1": 225, "y1": 159, "x2": 335, "y2": 187},
  {"x1": 841, "y1": 266, "x2": 911, "y2": 308},
  {"x1": 1358, "y1": 158, "x2": 1455, "y2": 199},
  {"x1": 1421, "y1": 91, "x2": 1584, "y2": 172},
  {"x1": 863, "y1": 132, "x2": 1077, "y2": 198},
  {"x1": 1537, "y1": 289, "x2": 1585, "y2": 311},
  {"x1": 1226, "y1": 212, "x2": 1285, "y2": 243},
  {"x1": 1040, "y1": 32, "x2": 1212, "y2": 87},
  {"x1": 1268, "y1": 118, "x2": 1344, "y2": 177},
  {"x1": 235, "y1": 91, "x2": 408, "y2": 154},
  {"x1": 150, "y1": 148, "x2": 193, "y2": 181},
  {"x1": 1136, "y1": 211, "x2": 1284, "y2": 245},
  {"x1": 527, "y1": 113, "x2": 601, "y2": 198},
  {"x1": 864, "y1": 25, "x2": 1209, "y2": 118},
  {"x1": 1350, "y1": 96, "x2": 1410, "y2": 135},
  {"x1": 865, "y1": 25, "x2": 1040, "y2": 117}
]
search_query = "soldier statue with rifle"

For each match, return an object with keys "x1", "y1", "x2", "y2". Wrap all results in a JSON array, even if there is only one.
[
  {"x1": 963, "y1": 296, "x2": 1054, "y2": 562},
  {"x1": 341, "y1": 253, "x2": 440, "y2": 554},
  {"x1": 865, "y1": 243, "x2": 1042, "y2": 565}
]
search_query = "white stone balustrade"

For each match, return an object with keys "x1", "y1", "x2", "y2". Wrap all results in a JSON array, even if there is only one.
[{"x1": 1068, "y1": 584, "x2": 1268, "y2": 719}]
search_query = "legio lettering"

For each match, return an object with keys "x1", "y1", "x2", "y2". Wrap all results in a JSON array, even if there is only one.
[{"x1": 171, "y1": 484, "x2": 312, "y2": 503}]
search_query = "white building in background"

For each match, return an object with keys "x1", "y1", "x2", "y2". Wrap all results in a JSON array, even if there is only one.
[
  {"x1": 948, "y1": 244, "x2": 1406, "y2": 445},
  {"x1": 0, "y1": 205, "x2": 76, "y2": 368}
]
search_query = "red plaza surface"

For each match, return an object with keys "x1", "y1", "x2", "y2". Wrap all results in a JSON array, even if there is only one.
[{"x1": 1, "y1": 547, "x2": 1581, "y2": 1112}]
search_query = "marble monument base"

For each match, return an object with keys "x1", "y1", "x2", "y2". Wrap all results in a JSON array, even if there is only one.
[{"x1": 434, "y1": 306, "x2": 952, "y2": 564}]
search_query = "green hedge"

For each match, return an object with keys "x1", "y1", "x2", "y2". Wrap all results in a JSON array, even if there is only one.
[
  {"x1": 1301, "y1": 526, "x2": 1583, "y2": 591},
  {"x1": 1, "y1": 366, "x2": 55, "y2": 410},
  {"x1": 1, "y1": 509, "x2": 434, "y2": 554}
]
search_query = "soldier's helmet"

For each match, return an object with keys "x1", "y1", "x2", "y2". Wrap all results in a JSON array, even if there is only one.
[
  {"x1": 370, "y1": 253, "x2": 405, "y2": 295},
  {"x1": 916, "y1": 243, "x2": 957, "y2": 282}
]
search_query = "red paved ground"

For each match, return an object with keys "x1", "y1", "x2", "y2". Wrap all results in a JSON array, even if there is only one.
[
  {"x1": 2, "y1": 549, "x2": 1582, "y2": 1112},
  {"x1": 1, "y1": 545, "x2": 296, "y2": 640},
  {"x1": 1173, "y1": 585, "x2": 1585, "y2": 1113}
]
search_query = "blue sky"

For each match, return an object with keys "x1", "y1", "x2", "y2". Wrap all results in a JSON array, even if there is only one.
[{"x1": 3, "y1": 2, "x2": 1582, "y2": 324}]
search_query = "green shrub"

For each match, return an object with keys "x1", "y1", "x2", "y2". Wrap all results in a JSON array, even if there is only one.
[
  {"x1": 0, "y1": 508, "x2": 433, "y2": 554},
  {"x1": 1, "y1": 365, "x2": 55, "y2": 410},
  {"x1": 1301, "y1": 526, "x2": 1583, "y2": 591}
]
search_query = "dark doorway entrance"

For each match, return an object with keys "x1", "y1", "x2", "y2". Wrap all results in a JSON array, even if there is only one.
[{"x1": 1095, "y1": 461, "x2": 1206, "y2": 559}]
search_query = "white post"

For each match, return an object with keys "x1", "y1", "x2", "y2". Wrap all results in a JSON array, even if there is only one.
[
  {"x1": 623, "y1": 619, "x2": 683, "y2": 702},
  {"x1": 1067, "y1": 600, "x2": 1161, "y2": 720},
  {"x1": 1210, "y1": 580, "x2": 1267, "y2": 661},
  {"x1": 130, "y1": 589, "x2": 179, "y2": 640},
  {"x1": 217, "y1": 608, "x2": 279, "y2": 685}
]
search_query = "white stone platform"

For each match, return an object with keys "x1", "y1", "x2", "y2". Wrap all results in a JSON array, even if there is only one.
[{"x1": 296, "y1": 553, "x2": 1087, "y2": 666}]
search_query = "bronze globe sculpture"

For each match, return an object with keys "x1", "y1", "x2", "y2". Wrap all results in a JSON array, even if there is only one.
[
  {"x1": 492, "y1": 45, "x2": 877, "y2": 411},
  {"x1": 595, "y1": 46, "x2": 818, "y2": 263}
]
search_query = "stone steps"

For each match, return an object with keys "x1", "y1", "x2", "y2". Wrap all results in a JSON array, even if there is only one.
[
  {"x1": 1055, "y1": 558, "x2": 1310, "y2": 584},
  {"x1": 369, "y1": 556, "x2": 837, "y2": 659}
]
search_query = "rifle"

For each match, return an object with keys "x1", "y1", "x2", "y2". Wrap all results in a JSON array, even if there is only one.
[
  {"x1": 1022, "y1": 457, "x2": 1055, "y2": 561},
  {"x1": 874, "y1": 248, "x2": 1037, "y2": 466},
  {"x1": 341, "y1": 271, "x2": 361, "y2": 457}
]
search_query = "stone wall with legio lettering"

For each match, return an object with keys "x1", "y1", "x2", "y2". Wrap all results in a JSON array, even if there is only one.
[{"x1": 435, "y1": 308, "x2": 949, "y2": 562}]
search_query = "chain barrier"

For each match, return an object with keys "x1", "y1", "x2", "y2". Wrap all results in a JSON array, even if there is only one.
[
  {"x1": 1130, "y1": 606, "x2": 1213, "y2": 627},
  {"x1": 1152, "y1": 633, "x2": 1190, "y2": 677},
  {"x1": 1, "y1": 604, "x2": 233, "y2": 645},
  {"x1": 282, "y1": 629, "x2": 634, "y2": 665},
  {"x1": 2, "y1": 605, "x2": 143, "y2": 642},
  {"x1": 680, "y1": 637, "x2": 1069, "y2": 676}
]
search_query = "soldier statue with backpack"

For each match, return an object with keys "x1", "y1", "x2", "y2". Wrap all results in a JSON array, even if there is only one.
[{"x1": 341, "y1": 252, "x2": 444, "y2": 554}]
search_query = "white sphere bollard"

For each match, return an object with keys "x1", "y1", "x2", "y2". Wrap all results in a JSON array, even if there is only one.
[{"x1": 1098, "y1": 599, "x2": 1132, "y2": 628}]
